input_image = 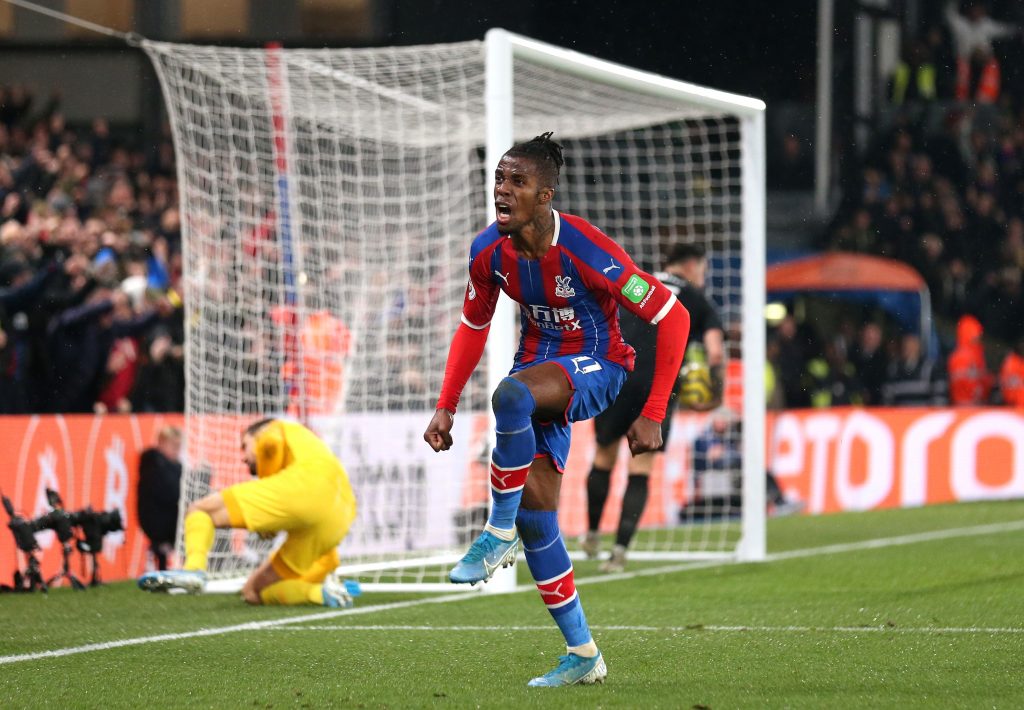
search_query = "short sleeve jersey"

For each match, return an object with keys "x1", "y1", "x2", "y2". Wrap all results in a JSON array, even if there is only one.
[{"x1": 460, "y1": 211, "x2": 677, "y2": 371}]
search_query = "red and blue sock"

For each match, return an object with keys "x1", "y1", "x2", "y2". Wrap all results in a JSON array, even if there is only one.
[
  {"x1": 517, "y1": 507, "x2": 592, "y2": 648},
  {"x1": 487, "y1": 378, "x2": 536, "y2": 534}
]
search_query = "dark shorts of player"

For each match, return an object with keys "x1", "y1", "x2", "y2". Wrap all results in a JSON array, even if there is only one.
[
  {"x1": 593, "y1": 367, "x2": 680, "y2": 452},
  {"x1": 510, "y1": 354, "x2": 627, "y2": 473}
]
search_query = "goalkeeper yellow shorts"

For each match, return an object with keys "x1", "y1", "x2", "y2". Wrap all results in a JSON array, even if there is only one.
[{"x1": 222, "y1": 462, "x2": 356, "y2": 579}]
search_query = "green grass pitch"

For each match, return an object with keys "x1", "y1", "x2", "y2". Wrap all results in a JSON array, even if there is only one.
[{"x1": 2, "y1": 500, "x2": 1023, "y2": 709}]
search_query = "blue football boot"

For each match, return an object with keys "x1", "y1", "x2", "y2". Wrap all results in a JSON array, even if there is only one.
[
  {"x1": 527, "y1": 652, "x2": 608, "y2": 687},
  {"x1": 137, "y1": 569, "x2": 207, "y2": 594},
  {"x1": 449, "y1": 530, "x2": 518, "y2": 584},
  {"x1": 322, "y1": 575, "x2": 359, "y2": 608}
]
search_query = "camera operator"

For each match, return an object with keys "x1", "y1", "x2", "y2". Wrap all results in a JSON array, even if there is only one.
[{"x1": 137, "y1": 426, "x2": 182, "y2": 571}]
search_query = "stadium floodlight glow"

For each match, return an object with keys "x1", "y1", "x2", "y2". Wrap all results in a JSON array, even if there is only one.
[{"x1": 144, "y1": 29, "x2": 766, "y2": 593}]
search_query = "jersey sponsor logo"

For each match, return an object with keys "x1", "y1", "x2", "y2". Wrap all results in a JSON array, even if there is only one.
[
  {"x1": 494, "y1": 270, "x2": 510, "y2": 286},
  {"x1": 602, "y1": 258, "x2": 622, "y2": 275},
  {"x1": 622, "y1": 274, "x2": 651, "y2": 304},
  {"x1": 467, "y1": 279, "x2": 477, "y2": 300},
  {"x1": 554, "y1": 275, "x2": 575, "y2": 298},
  {"x1": 527, "y1": 304, "x2": 581, "y2": 331},
  {"x1": 570, "y1": 355, "x2": 603, "y2": 375}
]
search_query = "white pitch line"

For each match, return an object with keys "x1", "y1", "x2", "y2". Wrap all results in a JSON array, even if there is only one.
[
  {"x1": 3, "y1": 519, "x2": 1023, "y2": 666},
  {"x1": 268, "y1": 624, "x2": 1024, "y2": 635}
]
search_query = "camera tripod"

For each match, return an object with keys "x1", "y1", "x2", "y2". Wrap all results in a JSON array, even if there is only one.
[
  {"x1": 11, "y1": 549, "x2": 47, "y2": 593},
  {"x1": 45, "y1": 539, "x2": 86, "y2": 591}
]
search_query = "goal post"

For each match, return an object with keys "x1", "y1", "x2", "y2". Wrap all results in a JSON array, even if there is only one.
[
  {"x1": 484, "y1": 30, "x2": 767, "y2": 569},
  {"x1": 143, "y1": 30, "x2": 766, "y2": 593}
]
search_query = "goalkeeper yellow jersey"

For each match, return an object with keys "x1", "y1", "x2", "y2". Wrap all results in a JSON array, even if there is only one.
[{"x1": 254, "y1": 420, "x2": 351, "y2": 487}]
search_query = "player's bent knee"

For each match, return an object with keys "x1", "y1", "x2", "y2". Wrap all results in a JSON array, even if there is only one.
[{"x1": 491, "y1": 377, "x2": 536, "y2": 421}]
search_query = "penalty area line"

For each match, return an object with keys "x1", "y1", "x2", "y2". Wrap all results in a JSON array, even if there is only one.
[{"x1": 3, "y1": 519, "x2": 1023, "y2": 665}]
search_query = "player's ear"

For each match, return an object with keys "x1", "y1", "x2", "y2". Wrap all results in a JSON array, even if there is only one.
[
  {"x1": 256, "y1": 422, "x2": 286, "y2": 478},
  {"x1": 537, "y1": 185, "x2": 554, "y2": 205}
]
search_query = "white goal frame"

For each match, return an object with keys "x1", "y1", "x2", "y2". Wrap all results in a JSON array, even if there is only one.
[
  {"x1": 482, "y1": 31, "x2": 766, "y2": 594},
  {"x1": 149, "y1": 29, "x2": 766, "y2": 595}
]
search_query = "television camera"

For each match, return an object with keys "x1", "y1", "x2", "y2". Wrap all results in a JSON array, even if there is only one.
[{"x1": 2, "y1": 488, "x2": 122, "y2": 593}]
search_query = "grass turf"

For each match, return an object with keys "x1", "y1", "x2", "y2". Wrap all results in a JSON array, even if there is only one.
[{"x1": 1, "y1": 500, "x2": 1023, "y2": 708}]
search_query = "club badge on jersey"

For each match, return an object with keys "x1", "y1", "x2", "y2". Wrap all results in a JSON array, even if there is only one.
[{"x1": 554, "y1": 275, "x2": 575, "y2": 298}]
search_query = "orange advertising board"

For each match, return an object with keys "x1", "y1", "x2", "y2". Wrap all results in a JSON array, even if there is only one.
[
  {"x1": 0, "y1": 414, "x2": 182, "y2": 588},
  {"x1": 768, "y1": 408, "x2": 1024, "y2": 514}
]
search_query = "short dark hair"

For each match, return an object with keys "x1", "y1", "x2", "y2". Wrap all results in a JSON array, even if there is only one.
[
  {"x1": 504, "y1": 132, "x2": 564, "y2": 188},
  {"x1": 664, "y1": 242, "x2": 706, "y2": 267},
  {"x1": 244, "y1": 417, "x2": 276, "y2": 437}
]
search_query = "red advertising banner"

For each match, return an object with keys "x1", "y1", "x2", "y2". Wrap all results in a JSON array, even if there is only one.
[
  {"x1": 0, "y1": 414, "x2": 182, "y2": 588},
  {"x1": 768, "y1": 407, "x2": 1024, "y2": 514}
]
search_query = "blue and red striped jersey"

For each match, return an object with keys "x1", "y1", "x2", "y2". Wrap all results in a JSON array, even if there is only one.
[{"x1": 460, "y1": 211, "x2": 678, "y2": 371}]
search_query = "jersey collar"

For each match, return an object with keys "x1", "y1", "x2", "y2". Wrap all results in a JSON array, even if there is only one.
[{"x1": 551, "y1": 210, "x2": 561, "y2": 246}]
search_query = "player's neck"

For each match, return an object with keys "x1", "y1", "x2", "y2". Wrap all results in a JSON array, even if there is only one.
[{"x1": 511, "y1": 209, "x2": 555, "y2": 259}]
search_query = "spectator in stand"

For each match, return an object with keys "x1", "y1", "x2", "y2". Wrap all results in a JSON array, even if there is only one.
[
  {"x1": 137, "y1": 426, "x2": 183, "y2": 571},
  {"x1": 999, "y1": 337, "x2": 1024, "y2": 407},
  {"x1": 851, "y1": 322, "x2": 891, "y2": 405},
  {"x1": 770, "y1": 133, "x2": 814, "y2": 190},
  {"x1": 772, "y1": 315, "x2": 812, "y2": 409},
  {"x1": 131, "y1": 326, "x2": 185, "y2": 413},
  {"x1": 801, "y1": 339, "x2": 862, "y2": 408},
  {"x1": 882, "y1": 333, "x2": 947, "y2": 406},
  {"x1": 889, "y1": 39, "x2": 938, "y2": 106},
  {"x1": 944, "y1": 1, "x2": 1021, "y2": 103},
  {"x1": 947, "y1": 315, "x2": 994, "y2": 405}
]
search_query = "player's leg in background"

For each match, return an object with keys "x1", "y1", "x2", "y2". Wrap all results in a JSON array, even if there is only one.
[
  {"x1": 601, "y1": 451, "x2": 655, "y2": 573},
  {"x1": 181, "y1": 492, "x2": 233, "y2": 571},
  {"x1": 584, "y1": 438, "x2": 619, "y2": 559},
  {"x1": 137, "y1": 492, "x2": 231, "y2": 592},
  {"x1": 258, "y1": 499, "x2": 358, "y2": 607},
  {"x1": 518, "y1": 456, "x2": 607, "y2": 687},
  {"x1": 250, "y1": 549, "x2": 350, "y2": 607}
]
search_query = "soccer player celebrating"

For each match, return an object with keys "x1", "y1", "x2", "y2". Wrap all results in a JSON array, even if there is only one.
[
  {"x1": 423, "y1": 133, "x2": 690, "y2": 687},
  {"x1": 138, "y1": 418, "x2": 359, "y2": 608},
  {"x1": 584, "y1": 243, "x2": 724, "y2": 573}
]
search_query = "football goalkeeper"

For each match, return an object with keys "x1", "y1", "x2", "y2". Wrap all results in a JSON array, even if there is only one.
[{"x1": 138, "y1": 418, "x2": 358, "y2": 607}]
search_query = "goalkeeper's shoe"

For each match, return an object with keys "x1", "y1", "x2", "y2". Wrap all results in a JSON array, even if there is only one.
[
  {"x1": 137, "y1": 569, "x2": 207, "y2": 594},
  {"x1": 449, "y1": 530, "x2": 518, "y2": 584},
  {"x1": 321, "y1": 575, "x2": 360, "y2": 608},
  {"x1": 527, "y1": 652, "x2": 607, "y2": 687}
]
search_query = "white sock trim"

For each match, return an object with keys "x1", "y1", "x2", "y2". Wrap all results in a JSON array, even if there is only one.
[
  {"x1": 483, "y1": 523, "x2": 516, "y2": 541},
  {"x1": 567, "y1": 641, "x2": 599, "y2": 658}
]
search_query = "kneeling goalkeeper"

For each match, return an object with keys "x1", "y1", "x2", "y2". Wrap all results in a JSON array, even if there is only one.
[{"x1": 138, "y1": 418, "x2": 358, "y2": 607}]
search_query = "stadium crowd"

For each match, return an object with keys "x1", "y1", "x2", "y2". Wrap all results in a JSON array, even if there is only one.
[
  {"x1": 8, "y1": 4, "x2": 1024, "y2": 419},
  {"x1": 0, "y1": 84, "x2": 185, "y2": 414},
  {"x1": 771, "y1": 2, "x2": 1024, "y2": 409}
]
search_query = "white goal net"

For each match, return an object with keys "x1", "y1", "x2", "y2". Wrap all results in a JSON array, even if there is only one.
[{"x1": 144, "y1": 31, "x2": 764, "y2": 591}]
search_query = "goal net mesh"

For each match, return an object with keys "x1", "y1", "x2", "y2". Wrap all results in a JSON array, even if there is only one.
[{"x1": 144, "y1": 38, "x2": 747, "y2": 585}]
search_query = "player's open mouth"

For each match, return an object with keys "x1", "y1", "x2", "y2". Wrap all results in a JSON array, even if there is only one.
[{"x1": 495, "y1": 202, "x2": 512, "y2": 225}]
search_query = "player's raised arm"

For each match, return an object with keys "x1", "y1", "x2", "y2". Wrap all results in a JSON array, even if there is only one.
[{"x1": 424, "y1": 253, "x2": 500, "y2": 452}]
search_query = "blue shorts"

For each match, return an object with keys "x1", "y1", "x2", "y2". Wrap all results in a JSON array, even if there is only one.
[{"x1": 511, "y1": 355, "x2": 627, "y2": 472}]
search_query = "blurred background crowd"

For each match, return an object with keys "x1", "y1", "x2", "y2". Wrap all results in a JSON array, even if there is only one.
[
  {"x1": 3, "y1": 0, "x2": 1024, "y2": 414},
  {"x1": 0, "y1": 84, "x2": 184, "y2": 414}
]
